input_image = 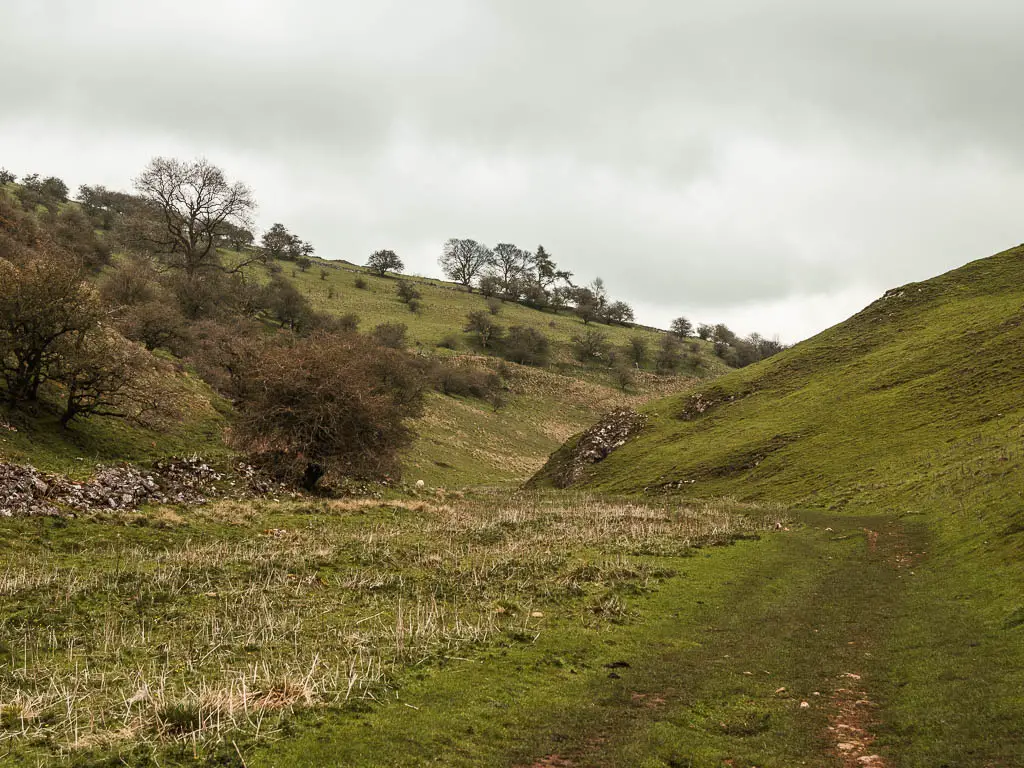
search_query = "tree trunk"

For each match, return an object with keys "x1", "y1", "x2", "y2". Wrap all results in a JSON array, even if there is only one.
[{"x1": 301, "y1": 462, "x2": 325, "y2": 491}]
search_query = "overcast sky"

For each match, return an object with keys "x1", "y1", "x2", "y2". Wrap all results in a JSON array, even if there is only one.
[{"x1": 3, "y1": 1, "x2": 1022, "y2": 342}]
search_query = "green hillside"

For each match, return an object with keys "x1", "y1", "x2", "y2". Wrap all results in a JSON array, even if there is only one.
[
  {"x1": 537, "y1": 244, "x2": 1024, "y2": 519},
  {"x1": 528, "y1": 246, "x2": 1024, "y2": 764},
  {"x1": 264, "y1": 256, "x2": 725, "y2": 372}
]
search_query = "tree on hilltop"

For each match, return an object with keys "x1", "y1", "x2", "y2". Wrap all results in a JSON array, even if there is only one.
[
  {"x1": 670, "y1": 316, "x2": 693, "y2": 338},
  {"x1": 367, "y1": 249, "x2": 404, "y2": 277},
  {"x1": 439, "y1": 238, "x2": 494, "y2": 291}
]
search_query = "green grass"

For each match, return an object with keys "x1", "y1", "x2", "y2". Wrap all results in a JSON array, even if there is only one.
[{"x1": 0, "y1": 492, "x2": 772, "y2": 765}]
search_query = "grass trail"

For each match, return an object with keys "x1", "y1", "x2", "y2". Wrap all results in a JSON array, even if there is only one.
[{"x1": 250, "y1": 511, "x2": 1024, "y2": 767}]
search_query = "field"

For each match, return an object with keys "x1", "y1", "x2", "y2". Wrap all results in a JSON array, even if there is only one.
[{"x1": 0, "y1": 492, "x2": 774, "y2": 766}]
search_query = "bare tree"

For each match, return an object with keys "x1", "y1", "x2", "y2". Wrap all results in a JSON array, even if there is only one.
[
  {"x1": 133, "y1": 157, "x2": 256, "y2": 277},
  {"x1": 439, "y1": 238, "x2": 494, "y2": 291},
  {"x1": 366, "y1": 249, "x2": 404, "y2": 277},
  {"x1": 492, "y1": 243, "x2": 529, "y2": 294}
]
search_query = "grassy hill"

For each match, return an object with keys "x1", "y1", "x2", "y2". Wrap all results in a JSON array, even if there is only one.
[
  {"x1": 535, "y1": 244, "x2": 1024, "y2": 517},
  {"x1": 528, "y1": 245, "x2": 1024, "y2": 764}
]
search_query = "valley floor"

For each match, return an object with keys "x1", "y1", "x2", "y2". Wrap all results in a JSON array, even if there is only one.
[
  {"x1": 251, "y1": 511, "x2": 1024, "y2": 768},
  {"x1": 2, "y1": 502, "x2": 1021, "y2": 767}
]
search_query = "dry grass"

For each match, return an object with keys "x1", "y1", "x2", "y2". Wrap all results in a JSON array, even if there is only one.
[{"x1": 0, "y1": 492, "x2": 778, "y2": 756}]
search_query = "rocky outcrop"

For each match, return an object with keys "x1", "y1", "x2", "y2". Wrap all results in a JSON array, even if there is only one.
[
  {"x1": 527, "y1": 407, "x2": 647, "y2": 489},
  {"x1": 0, "y1": 457, "x2": 285, "y2": 517}
]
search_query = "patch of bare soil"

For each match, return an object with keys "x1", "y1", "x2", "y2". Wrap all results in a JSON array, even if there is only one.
[{"x1": 829, "y1": 672, "x2": 885, "y2": 768}]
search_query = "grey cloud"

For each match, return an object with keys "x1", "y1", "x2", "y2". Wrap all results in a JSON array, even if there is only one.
[{"x1": 3, "y1": 0, "x2": 1024, "y2": 342}]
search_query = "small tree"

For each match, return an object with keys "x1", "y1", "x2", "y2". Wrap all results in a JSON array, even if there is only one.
[
  {"x1": 492, "y1": 243, "x2": 529, "y2": 294},
  {"x1": 670, "y1": 316, "x2": 693, "y2": 338},
  {"x1": 396, "y1": 280, "x2": 422, "y2": 304},
  {"x1": 263, "y1": 276, "x2": 311, "y2": 330},
  {"x1": 572, "y1": 327, "x2": 610, "y2": 364},
  {"x1": 231, "y1": 332, "x2": 425, "y2": 489},
  {"x1": 261, "y1": 223, "x2": 295, "y2": 260},
  {"x1": 372, "y1": 322, "x2": 408, "y2": 349},
  {"x1": 366, "y1": 249, "x2": 404, "y2": 277},
  {"x1": 464, "y1": 310, "x2": 504, "y2": 349},
  {"x1": 713, "y1": 323, "x2": 738, "y2": 346},
  {"x1": 0, "y1": 248, "x2": 103, "y2": 404},
  {"x1": 0, "y1": 169, "x2": 16, "y2": 185},
  {"x1": 439, "y1": 238, "x2": 494, "y2": 291},
  {"x1": 54, "y1": 328, "x2": 174, "y2": 428},
  {"x1": 613, "y1": 362, "x2": 637, "y2": 392},
  {"x1": 696, "y1": 323, "x2": 714, "y2": 341},
  {"x1": 503, "y1": 326, "x2": 550, "y2": 366},
  {"x1": 603, "y1": 300, "x2": 635, "y2": 325},
  {"x1": 572, "y1": 288, "x2": 602, "y2": 325},
  {"x1": 626, "y1": 336, "x2": 648, "y2": 367},
  {"x1": 296, "y1": 255, "x2": 312, "y2": 272},
  {"x1": 478, "y1": 274, "x2": 502, "y2": 298}
]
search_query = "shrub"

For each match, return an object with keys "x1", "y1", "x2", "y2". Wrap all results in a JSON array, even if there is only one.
[
  {"x1": 486, "y1": 297, "x2": 503, "y2": 315},
  {"x1": 572, "y1": 327, "x2": 610, "y2": 364},
  {"x1": 656, "y1": 334, "x2": 682, "y2": 373},
  {"x1": 433, "y1": 363, "x2": 501, "y2": 401},
  {"x1": 119, "y1": 299, "x2": 187, "y2": 352},
  {"x1": 231, "y1": 331, "x2": 425, "y2": 489},
  {"x1": 407, "y1": 298, "x2": 422, "y2": 314},
  {"x1": 396, "y1": 280, "x2": 422, "y2": 304},
  {"x1": 99, "y1": 258, "x2": 158, "y2": 307},
  {"x1": 626, "y1": 336, "x2": 648, "y2": 366},
  {"x1": 337, "y1": 313, "x2": 360, "y2": 332},
  {"x1": 464, "y1": 310, "x2": 504, "y2": 348},
  {"x1": 478, "y1": 275, "x2": 502, "y2": 298},
  {"x1": 354, "y1": 276, "x2": 368, "y2": 290},
  {"x1": 502, "y1": 326, "x2": 550, "y2": 366},
  {"x1": 437, "y1": 333, "x2": 461, "y2": 350},
  {"x1": 372, "y1": 322, "x2": 408, "y2": 349}
]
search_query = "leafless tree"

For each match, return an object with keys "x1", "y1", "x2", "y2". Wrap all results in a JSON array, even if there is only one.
[
  {"x1": 492, "y1": 243, "x2": 530, "y2": 294},
  {"x1": 133, "y1": 157, "x2": 257, "y2": 277},
  {"x1": 439, "y1": 238, "x2": 494, "y2": 291}
]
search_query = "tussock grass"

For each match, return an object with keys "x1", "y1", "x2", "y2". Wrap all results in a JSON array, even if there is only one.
[{"x1": 0, "y1": 492, "x2": 775, "y2": 759}]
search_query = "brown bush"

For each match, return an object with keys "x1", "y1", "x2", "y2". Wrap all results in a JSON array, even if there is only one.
[{"x1": 230, "y1": 332, "x2": 426, "y2": 489}]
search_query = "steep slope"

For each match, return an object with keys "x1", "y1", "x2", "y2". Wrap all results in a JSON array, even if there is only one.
[{"x1": 536, "y1": 245, "x2": 1024, "y2": 516}]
